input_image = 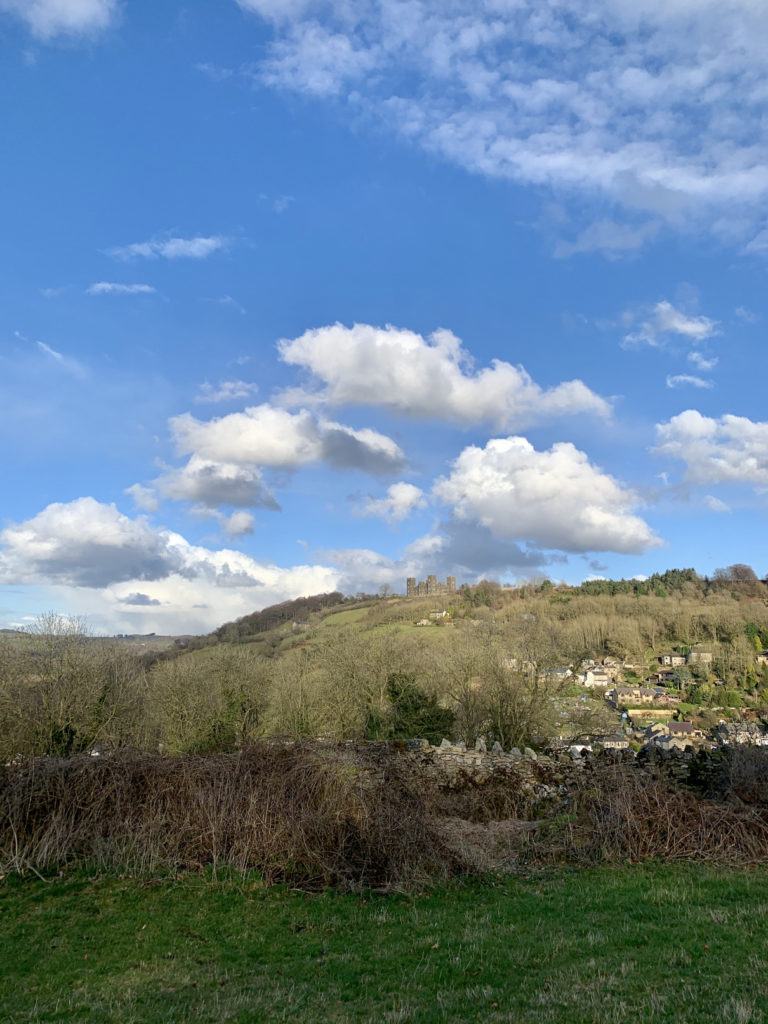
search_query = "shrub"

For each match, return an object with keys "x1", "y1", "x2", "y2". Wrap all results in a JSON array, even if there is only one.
[
  {"x1": 0, "y1": 744, "x2": 457, "y2": 889},
  {"x1": 385, "y1": 672, "x2": 456, "y2": 745}
]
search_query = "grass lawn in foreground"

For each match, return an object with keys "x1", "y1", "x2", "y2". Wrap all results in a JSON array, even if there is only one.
[{"x1": 2, "y1": 865, "x2": 767, "y2": 1023}]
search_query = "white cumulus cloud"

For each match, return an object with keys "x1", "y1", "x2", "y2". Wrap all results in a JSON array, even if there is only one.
[
  {"x1": 433, "y1": 437, "x2": 661, "y2": 554},
  {"x1": 220, "y1": 511, "x2": 256, "y2": 537},
  {"x1": 157, "y1": 455, "x2": 280, "y2": 511},
  {"x1": 0, "y1": 498, "x2": 182, "y2": 588},
  {"x1": 170, "y1": 403, "x2": 405, "y2": 475},
  {"x1": 0, "y1": 497, "x2": 342, "y2": 633},
  {"x1": 655, "y1": 410, "x2": 768, "y2": 486},
  {"x1": 124, "y1": 483, "x2": 158, "y2": 513},
  {"x1": 278, "y1": 322, "x2": 610, "y2": 429},
  {"x1": 359, "y1": 482, "x2": 427, "y2": 523}
]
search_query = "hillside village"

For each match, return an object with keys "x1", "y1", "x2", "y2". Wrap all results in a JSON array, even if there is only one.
[
  {"x1": 399, "y1": 570, "x2": 768, "y2": 757},
  {"x1": 556, "y1": 647, "x2": 768, "y2": 755}
]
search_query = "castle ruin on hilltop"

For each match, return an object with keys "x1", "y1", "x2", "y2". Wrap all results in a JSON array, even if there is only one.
[{"x1": 406, "y1": 574, "x2": 457, "y2": 598}]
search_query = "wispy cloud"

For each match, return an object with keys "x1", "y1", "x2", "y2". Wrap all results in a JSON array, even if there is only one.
[
  {"x1": 238, "y1": 0, "x2": 768, "y2": 250},
  {"x1": 14, "y1": 330, "x2": 85, "y2": 376},
  {"x1": 209, "y1": 295, "x2": 247, "y2": 315},
  {"x1": 623, "y1": 301, "x2": 719, "y2": 349},
  {"x1": 688, "y1": 352, "x2": 718, "y2": 372},
  {"x1": 735, "y1": 306, "x2": 759, "y2": 324},
  {"x1": 259, "y1": 192, "x2": 294, "y2": 214},
  {"x1": 37, "y1": 340, "x2": 64, "y2": 362},
  {"x1": 0, "y1": 0, "x2": 118, "y2": 41},
  {"x1": 554, "y1": 219, "x2": 660, "y2": 260},
  {"x1": 107, "y1": 235, "x2": 227, "y2": 261},
  {"x1": 195, "y1": 380, "x2": 260, "y2": 404},
  {"x1": 666, "y1": 374, "x2": 713, "y2": 389},
  {"x1": 195, "y1": 61, "x2": 234, "y2": 81},
  {"x1": 86, "y1": 282, "x2": 157, "y2": 296}
]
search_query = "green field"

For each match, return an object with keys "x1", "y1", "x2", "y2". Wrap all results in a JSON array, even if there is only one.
[
  {"x1": 316, "y1": 607, "x2": 374, "y2": 629},
  {"x1": 3, "y1": 866, "x2": 767, "y2": 1023}
]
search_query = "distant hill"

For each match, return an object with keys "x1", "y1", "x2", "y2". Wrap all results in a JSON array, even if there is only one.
[{"x1": 214, "y1": 591, "x2": 346, "y2": 641}]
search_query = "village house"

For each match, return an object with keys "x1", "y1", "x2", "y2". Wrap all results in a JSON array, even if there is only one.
[
  {"x1": 653, "y1": 734, "x2": 695, "y2": 752},
  {"x1": 649, "y1": 670, "x2": 678, "y2": 686},
  {"x1": 644, "y1": 721, "x2": 669, "y2": 741},
  {"x1": 594, "y1": 734, "x2": 630, "y2": 750},
  {"x1": 715, "y1": 721, "x2": 768, "y2": 746},
  {"x1": 578, "y1": 667, "x2": 611, "y2": 688},
  {"x1": 659, "y1": 652, "x2": 686, "y2": 667},
  {"x1": 599, "y1": 657, "x2": 623, "y2": 680},
  {"x1": 643, "y1": 720, "x2": 704, "y2": 750},
  {"x1": 656, "y1": 688, "x2": 680, "y2": 704},
  {"x1": 756, "y1": 651, "x2": 768, "y2": 668},
  {"x1": 608, "y1": 686, "x2": 658, "y2": 706},
  {"x1": 668, "y1": 720, "x2": 705, "y2": 741}
]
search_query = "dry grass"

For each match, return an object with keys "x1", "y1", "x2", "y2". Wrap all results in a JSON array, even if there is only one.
[
  {"x1": 6, "y1": 745, "x2": 768, "y2": 888},
  {"x1": 516, "y1": 761, "x2": 768, "y2": 867},
  {"x1": 0, "y1": 743, "x2": 456, "y2": 889}
]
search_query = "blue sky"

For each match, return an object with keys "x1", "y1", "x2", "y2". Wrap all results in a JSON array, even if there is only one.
[{"x1": 2, "y1": 0, "x2": 768, "y2": 634}]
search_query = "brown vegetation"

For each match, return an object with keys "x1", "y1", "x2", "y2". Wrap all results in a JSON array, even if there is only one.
[
  {"x1": 5, "y1": 745, "x2": 768, "y2": 887},
  {"x1": 519, "y1": 761, "x2": 768, "y2": 868},
  {"x1": 0, "y1": 744, "x2": 455, "y2": 889}
]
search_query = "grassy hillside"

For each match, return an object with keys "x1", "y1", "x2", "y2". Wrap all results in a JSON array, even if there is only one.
[{"x1": 4, "y1": 570, "x2": 768, "y2": 758}]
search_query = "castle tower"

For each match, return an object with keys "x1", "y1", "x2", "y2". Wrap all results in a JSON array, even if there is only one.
[
  {"x1": 406, "y1": 577, "x2": 416, "y2": 597},
  {"x1": 446, "y1": 576, "x2": 456, "y2": 593}
]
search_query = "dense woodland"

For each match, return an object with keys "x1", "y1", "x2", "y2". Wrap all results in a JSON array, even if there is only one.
[{"x1": 2, "y1": 565, "x2": 768, "y2": 761}]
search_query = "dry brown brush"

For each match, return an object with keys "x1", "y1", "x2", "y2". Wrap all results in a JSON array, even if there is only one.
[
  {"x1": 6, "y1": 746, "x2": 768, "y2": 886},
  {"x1": 517, "y1": 762, "x2": 768, "y2": 867},
  {"x1": 0, "y1": 744, "x2": 457, "y2": 889}
]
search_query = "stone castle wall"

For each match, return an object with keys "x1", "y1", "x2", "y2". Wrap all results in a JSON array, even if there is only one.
[{"x1": 406, "y1": 574, "x2": 457, "y2": 598}]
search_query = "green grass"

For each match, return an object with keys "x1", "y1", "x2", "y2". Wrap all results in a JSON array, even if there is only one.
[
  {"x1": 3, "y1": 865, "x2": 768, "y2": 1023},
  {"x1": 317, "y1": 607, "x2": 373, "y2": 628}
]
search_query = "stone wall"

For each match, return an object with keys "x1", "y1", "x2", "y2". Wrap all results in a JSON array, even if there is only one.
[{"x1": 386, "y1": 737, "x2": 735, "y2": 805}]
